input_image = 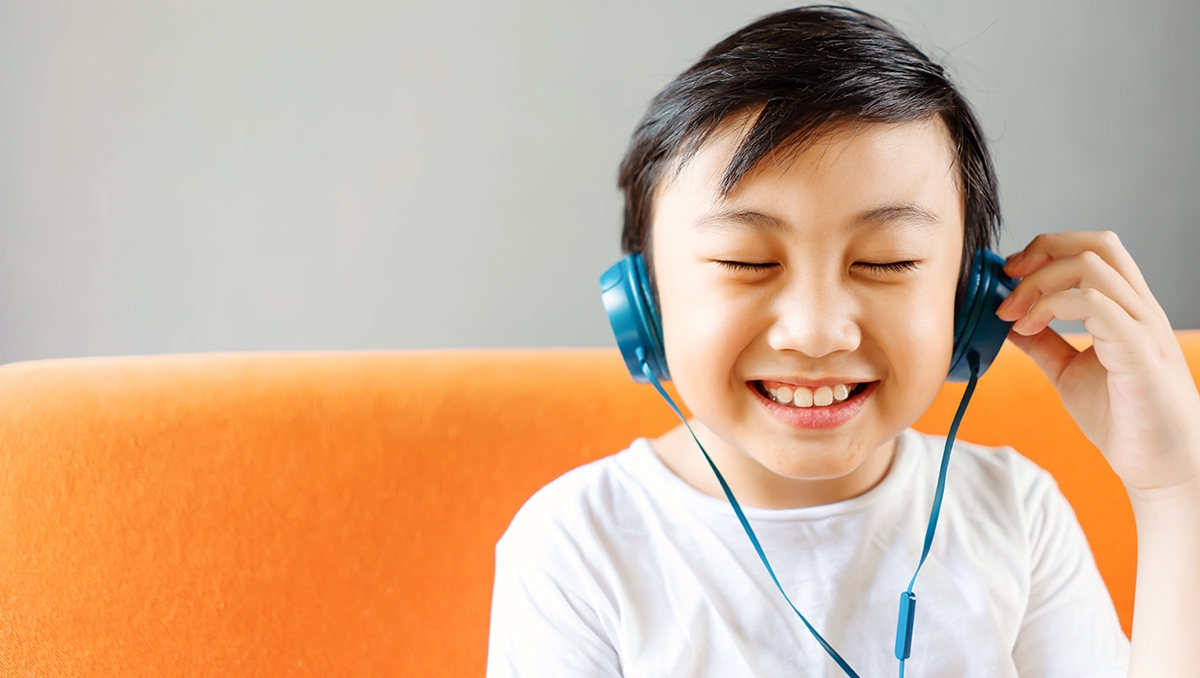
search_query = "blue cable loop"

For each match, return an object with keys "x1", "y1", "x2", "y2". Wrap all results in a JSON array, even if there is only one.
[{"x1": 638, "y1": 349, "x2": 981, "y2": 678}]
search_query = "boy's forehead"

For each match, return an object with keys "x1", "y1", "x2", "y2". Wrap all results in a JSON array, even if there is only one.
[{"x1": 654, "y1": 115, "x2": 964, "y2": 229}]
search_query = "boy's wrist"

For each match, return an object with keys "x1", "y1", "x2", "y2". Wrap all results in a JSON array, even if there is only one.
[
  {"x1": 1121, "y1": 423, "x2": 1200, "y2": 507},
  {"x1": 1126, "y1": 470, "x2": 1200, "y2": 517}
]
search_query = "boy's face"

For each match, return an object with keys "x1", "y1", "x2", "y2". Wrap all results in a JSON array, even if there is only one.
[{"x1": 650, "y1": 116, "x2": 964, "y2": 486}]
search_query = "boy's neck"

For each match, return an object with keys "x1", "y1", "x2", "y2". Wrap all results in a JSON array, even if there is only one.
[{"x1": 650, "y1": 423, "x2": 899, "y2": 510}]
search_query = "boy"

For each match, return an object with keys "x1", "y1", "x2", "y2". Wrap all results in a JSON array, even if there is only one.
[{"x1": 488, "y1": 7, "x2": 1200, "y2": 676}]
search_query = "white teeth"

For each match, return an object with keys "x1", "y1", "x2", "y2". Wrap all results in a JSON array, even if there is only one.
[
  {"x1": 764, "y1": 382, "x2": 858, "y2": 408},
  {"x1": 813, "y1": 386, "x2": 834, "y2": 407},
  {"x1": 793, "y1": 387, "x2": 813, "y2": 408}
]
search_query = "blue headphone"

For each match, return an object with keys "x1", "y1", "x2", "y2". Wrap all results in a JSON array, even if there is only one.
[
  {"x1": 600, "y1": 248, "x2": 1017, "y2": 383},
  {"x1": 598, "y1": 248, "x2": 1018, "y2": 677}
]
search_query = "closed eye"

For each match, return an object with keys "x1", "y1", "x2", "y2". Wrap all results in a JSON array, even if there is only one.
[
  {"x1": 855, "y1": 260, "x2": 920, "y2": 273},
  {"x1": 714, "y1": 260, "x2": 778, "y2": 272}
]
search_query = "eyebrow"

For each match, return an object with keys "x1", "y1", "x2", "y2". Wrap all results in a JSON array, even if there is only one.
[
  {"x1": 693, "y1": 208, "x2": 788, "y2": 233},
  {"x1": 693, "y1": 203, "x2": 942, "y2": 233},
  {"x1": 854, "y1": 204, "x2": 942, "y2": 228}
]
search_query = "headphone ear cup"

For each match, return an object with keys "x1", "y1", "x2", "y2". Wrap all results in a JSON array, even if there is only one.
[
  {"x1": 949, "y1": 249, "x2": 1019, "y2": 381},
  {"x1": 600, "y1": 254, "x2": 671, "y2": 382}
]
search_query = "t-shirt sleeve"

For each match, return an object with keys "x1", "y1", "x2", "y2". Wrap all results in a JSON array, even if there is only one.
[
  {"x1": 1010, "y1": 467, "x2": 1130, "y2": 678},
  {"x1": 486, "y1": 506, "x2": 623, "y2": 678}
]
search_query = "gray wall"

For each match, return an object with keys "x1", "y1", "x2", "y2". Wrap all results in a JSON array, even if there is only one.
[{"x1": 2, "y1": 0, "x2": 1197, "y2": 363}]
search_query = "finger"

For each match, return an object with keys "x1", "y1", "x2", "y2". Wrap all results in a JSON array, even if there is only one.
[
  {"x1": 1003, "y1": 231, "x2": 1154, "y2": 301},
  {"x1": 1013, "y1": 287, "x2": 1145, "y2": 347},
  {"x1": 997, "y1": 250, "x2": 1151, "y2": 324},
  {"x1": 1004, "y1": 325, "x2": 1080, "y2": 385}
]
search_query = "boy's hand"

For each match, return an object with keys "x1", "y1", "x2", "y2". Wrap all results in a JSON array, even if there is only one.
[{"x1": 996, "y1": 231, "x2": 1200, "y2": 499}]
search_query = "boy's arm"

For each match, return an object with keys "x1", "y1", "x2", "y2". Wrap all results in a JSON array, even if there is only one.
[
  {"x1": 1126, "y1": 476, "x2": 1200, "y2": 676},
  {"x1": 998, "y1": 231, "x2": 1200, "y2": 677}
]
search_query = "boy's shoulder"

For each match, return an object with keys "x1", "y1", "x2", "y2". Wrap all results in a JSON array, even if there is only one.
[
  {"x1": 921, "y1": 429, "x2": 1064, "y2": 507},
  {"x1": 901, "y1": 429, "x2": 1069, "y2": 529},
  {"x1": 498, "y1": 440, "x2": 656, "y2": 552},
  {"x1": 928, "y1": 428, "x2": 1054, "y2": 475}
]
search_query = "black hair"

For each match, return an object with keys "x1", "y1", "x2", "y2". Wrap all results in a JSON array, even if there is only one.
[{"x1": 617, "y1": 5, "x2": 1000, "y2": 304}]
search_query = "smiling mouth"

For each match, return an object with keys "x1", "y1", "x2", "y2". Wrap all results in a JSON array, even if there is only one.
[{"x1": 752, "y1": 380, "x2": 874, "y2": 408}]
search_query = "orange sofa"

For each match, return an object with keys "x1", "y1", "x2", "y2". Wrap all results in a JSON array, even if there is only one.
[{"x1": 1, "y1": 332, "x2": 1197, "y2": 676}]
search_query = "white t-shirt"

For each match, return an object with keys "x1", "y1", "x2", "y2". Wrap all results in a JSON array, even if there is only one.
[{"x1": 487, "y1": 429, "x2": 1130, "y2": 677}]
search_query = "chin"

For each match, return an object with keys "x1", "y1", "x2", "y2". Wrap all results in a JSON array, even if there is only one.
[{"x1": 749, "y1": 439, "x2": 874, "y2": 481}]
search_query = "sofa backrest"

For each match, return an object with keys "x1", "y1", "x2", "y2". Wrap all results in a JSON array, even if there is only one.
[{"x1": 1, "y1": 333, "x2": 1196, "y2": 676}]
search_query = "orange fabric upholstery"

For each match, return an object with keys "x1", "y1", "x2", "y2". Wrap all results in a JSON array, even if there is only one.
[{"x1": 1, "y1": 332, "x2": 1197, "y2": 675}]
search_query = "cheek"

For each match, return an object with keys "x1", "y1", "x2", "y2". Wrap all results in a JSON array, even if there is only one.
[
  {"x1": 868, "y1": 275, "x2": 959, "y2": 410},
  {"x1": 893, "y1": 303, "x2": 955, "y2": 375},
  {"x1": 657, "y1": 267, "x2": 765, "y2": 409}
]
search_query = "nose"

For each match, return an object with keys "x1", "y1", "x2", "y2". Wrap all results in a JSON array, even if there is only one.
[{"x1": 765, "y1": 274, "x2": 862, "y2": 359}]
